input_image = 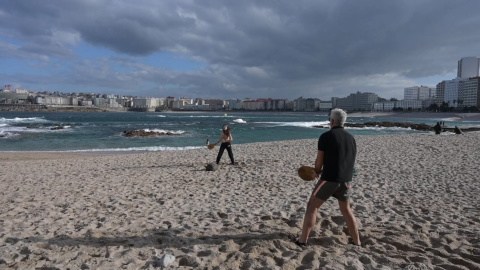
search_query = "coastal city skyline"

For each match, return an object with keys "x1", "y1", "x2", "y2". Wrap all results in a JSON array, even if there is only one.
[
  {"x1": 2, "y1": 56, "x2": 479, "y2": 112},
  {"x1": 1, "y1": 1, "x2": 480, "y2": 100}
]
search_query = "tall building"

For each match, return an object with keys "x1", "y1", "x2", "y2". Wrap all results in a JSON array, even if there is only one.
[
  {"x1": 435, "y1": 81, "x2": 446, "y2": 106},
  {"x1": 445, "y1": 78, "x2": 468, "y2": 107},
  {"x1": 459, "y1": 77, "x2": 480, "y2": 107},
  {"x1": 333, "y1": 91, "x2": 378, "y2": 111},
  {"x1": 404, "y1": 86, "x2": 436, "y2": 100},
  {"x1": 457, "y1": 57, "x2": 480, "y2": 78},
  {"x1": 293, "y1": 97, "x2": 307, "y2": 111}
]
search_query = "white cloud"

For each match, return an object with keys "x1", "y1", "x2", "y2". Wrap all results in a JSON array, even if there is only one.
[{"x1": 245, "y1": 66, "x2": 269, "y2": 78}]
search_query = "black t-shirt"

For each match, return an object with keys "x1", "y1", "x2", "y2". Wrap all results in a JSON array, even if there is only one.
[{"x1": 318, "y1": 126, "x2": 356, "y2": 182}]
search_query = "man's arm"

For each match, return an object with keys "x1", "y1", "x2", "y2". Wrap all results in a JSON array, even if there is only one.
[{"x1": 314, "y1": 150, "x2": 324, "y2": 178}]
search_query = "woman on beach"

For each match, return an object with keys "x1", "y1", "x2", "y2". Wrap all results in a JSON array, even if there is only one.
[{"x1": 215, "y1": 123, "x2": 235, "y2": 165}]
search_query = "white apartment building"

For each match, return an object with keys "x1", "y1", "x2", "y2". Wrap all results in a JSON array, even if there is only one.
[
  {"x1": 435, "y1": 81, "x2": 446, "y2": 106},
  {"x1": 265, "y1": 99, "x2": 286, "y2": 110},
  {"x1": 228, "y1": 99, "x2": 243, "y2": 110},
  {"x1": 445, "y1": 78, "x2": 468, "y2": 107},
  {"x1": 372, "y1": 101, "x2": 395, "y2": 111},
  {"x1": 404, "y1": 86, "x2": 436, "y2": 100},
  {"x1": 243, "y1": 100, "x2": 266, "y2": 110},
  {"x1": 459, "y1": 77, "x2": 480, "y2": 107},
  {"x1": 35, "y1": 96, "x2": 71, "y2": 105},
  {"x1": 404, "y1": 87, "x2": 418, "y2": 100},
  {"x1": 14, "y1": 88, "x2": 29, "y2": 94},
  {"x1": 79, "y1": 100, "x2": 93, "y2": 106},
  {"x1": 318, "y1": 101, "x2": 332, "y2": 111},
  {"x1": 395, "y1": 100, "x2": 422, "y2": 110},
  {"x1": 457, "y1": 57, "x2": 480, "y2": 79},
  {"x1": 332, "y1": 92, "x2": 378, "y2": 111},
  {"x1": 106, "y1": 98, "x2": 121, "y2": 107},
  {"x1": 172, "y1": 99, "x2": 191, "y2": 109},
  {"x1": 179, "y1": 98, "x2": 193, "y2": 104},
  {"x1": 205, "y1": 99, "x2": 226, "y2": 110},
  {"x1": 294, "y1": 97, "x2": 307, "y2": 111},
  {"x1": 132, "y1": 98, "x2": 160, "y2": 108}
]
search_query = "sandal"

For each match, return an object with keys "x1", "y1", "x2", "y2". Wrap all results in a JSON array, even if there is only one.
[
  {"x1": 294, "y1": 240, "x2": 307, "y2": 247},
  {"x1": 348, "y1": 239, "x2": 362, "y2": 246}
]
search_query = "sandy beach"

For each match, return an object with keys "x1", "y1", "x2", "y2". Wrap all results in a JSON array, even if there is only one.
[{"x1": 1, "y1": 133, "x2": 479, "y2": 269}]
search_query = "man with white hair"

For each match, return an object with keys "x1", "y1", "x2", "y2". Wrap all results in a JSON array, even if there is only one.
[{"x1": 295, "y1": 108, "x2": 361, "y2": 247}]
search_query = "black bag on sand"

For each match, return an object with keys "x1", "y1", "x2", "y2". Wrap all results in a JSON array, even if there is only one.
[{"x1": 206, "y1": 163, "x2": 218, "y2": 171}]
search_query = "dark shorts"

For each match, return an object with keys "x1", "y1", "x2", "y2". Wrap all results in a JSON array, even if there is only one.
[{"x1": 312, "y1": 180, "x2": 352, "y2": 202}]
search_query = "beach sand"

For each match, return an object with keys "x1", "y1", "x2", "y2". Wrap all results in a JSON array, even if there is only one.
[{"x1": 1, "y1": 133, "x2": 479, "y2": 269}]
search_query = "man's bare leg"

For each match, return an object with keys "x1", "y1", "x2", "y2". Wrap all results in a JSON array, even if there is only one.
[
  {"x1": 338, "y1": 200, "x2": 361, "y2": 245},
  {"x1": 299, "y1": 196, "x2": 325, "y2": 243}
]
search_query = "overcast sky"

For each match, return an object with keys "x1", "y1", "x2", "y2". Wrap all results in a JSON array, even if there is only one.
[{"x1": 1, "y1": 1, "x2": 479, "y2": 100}]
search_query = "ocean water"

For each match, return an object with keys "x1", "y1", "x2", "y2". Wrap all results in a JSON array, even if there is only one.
[{"x1": 0, "y1": 111, "x2": 478, "y2": 152}]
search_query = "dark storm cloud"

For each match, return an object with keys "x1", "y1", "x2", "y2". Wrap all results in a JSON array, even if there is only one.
[{"x1": 1, "y1": 0, "x2": 480, "y2": 99}]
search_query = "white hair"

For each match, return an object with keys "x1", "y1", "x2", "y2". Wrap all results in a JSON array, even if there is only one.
[{"x1": 330, "y1": 108, "x2": 347, "y2": 126}]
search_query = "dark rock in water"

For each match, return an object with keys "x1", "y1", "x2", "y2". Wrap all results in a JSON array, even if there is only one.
[
  {"x1": 123, "y1": 130, "x2": 180, "y2": 137},
  {"x1": 206, "y1": 163, "x2": 217, "y2": 171},
  {"x1": 51, "y1": 126, "x2": 65, "y2": 130},
  {"x1": 345, "y1": 122, "x2": 433, "y2": 131},
  {"x1": 314, "y1": 121, "x2": 480, "y2": 133}
]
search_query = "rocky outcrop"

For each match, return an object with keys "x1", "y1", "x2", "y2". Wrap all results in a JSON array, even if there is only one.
[
  {"x1": 123, "y1": 130, "x2": 180, "y2": 137},
  {"x1": 345, "y1": 122, "x2": 433, "y2": 131},
  {"x1": 314, "y1": 121, "x2": 480, "y2": 133}
]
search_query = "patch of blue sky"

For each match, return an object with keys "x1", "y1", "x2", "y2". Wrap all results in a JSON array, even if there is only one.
[
  {"x1": 0, "y1": 38, "x2": 41, "y2": 75},
  {"x1": 0, "y1": 58, "x2": 48, "y2": 75},
  {"x1": 4, "y1": 37, "x2": 23, "y2": 46}
]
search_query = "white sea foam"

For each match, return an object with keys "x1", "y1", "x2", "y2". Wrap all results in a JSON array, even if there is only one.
[
  {"x1": 0, "y1": 117, "x2": 50, "y2": 123},
  {"x1": 0, "y1": 131, "x2": 20, "y2": 138},
  {"x1": 439, "y1": 117, "x2": 460, "y2": 121},
  {"x1": 256, "y1": 121, "x2": 329, "y2": 127},
  {"x1": 1, "y1": 126, "x2": 36, "y2": 133},
  {"x1": 233, "y1": 118, "x2": 247, "y2": 123},
  {"x1": 143, "y1": 128, "x2": 185, "y2": 134},
  {"x1": 0, "y1": 125, "x2": 72, "y2": 134}
]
